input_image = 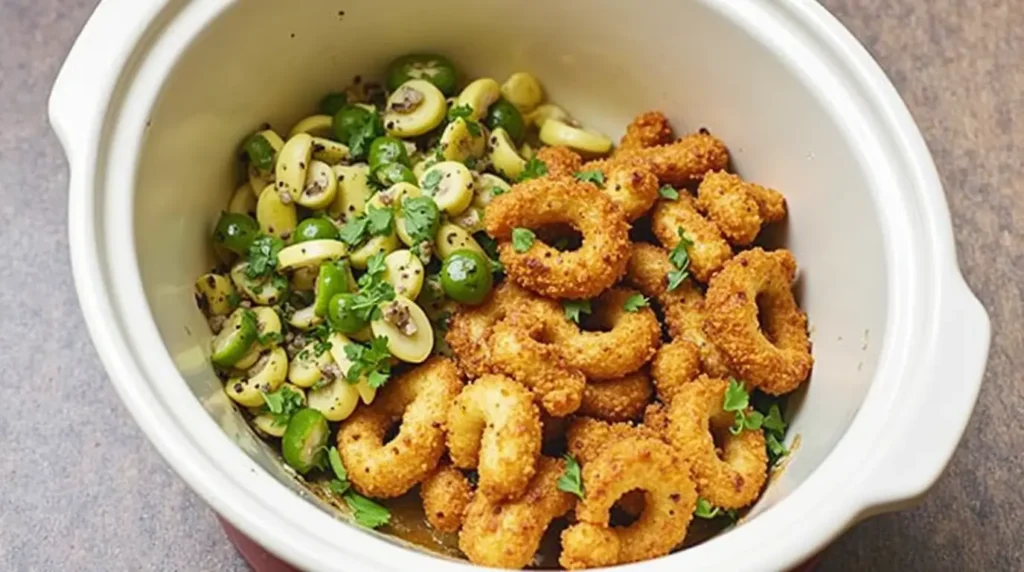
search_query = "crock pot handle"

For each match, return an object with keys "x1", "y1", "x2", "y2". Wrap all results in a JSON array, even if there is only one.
[{"x1": 866, "y1": 276, "x2": 989, "y2": 509}]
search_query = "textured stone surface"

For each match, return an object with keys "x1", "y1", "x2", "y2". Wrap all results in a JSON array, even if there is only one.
[{"x1": 0, "y1": 0, "x2": 1019, "y2": 570}]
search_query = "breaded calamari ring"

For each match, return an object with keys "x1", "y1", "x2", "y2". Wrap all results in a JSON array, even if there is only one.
[
  {"x1": 578, "y1": 157, "x2": 660, "y2": 221},
  {"x1": 642, "y1": 402, "x2": 670, "y2": 436},
  {"x1": 446, "y1": 282, "x2": 555, "y2": 377},
  {"x1": 617, "y1": 111, "x2": 674, "y2": 152},
  {"x1": 664, "y1": 375, "x2": 768, "y2": 508},
  {"x1": 447, "y1": 375, "x2": 542, "y2": 500},
  {"x1": 486, "y1": 313, "x2": 586, "y2": 417},
  {"x1": 566, "y1": 417, "x2": 661, "y2": 465},
  {"x1": 421, "y1": 461, "x2": 473, "y2": 533},
  {"x1": 703, "y1": 248, "x2": 812, "y2": 394},
  {"x1": 459, "y1": 456, "x2": 575, "y2": 569},
  {"x1": 535, "y1": 145, "x2": 583, "y2": 177},
  {"x1": 615, "y1": 130, "x2": 730, "y2": 186},
  {"x1": 550, "y1": 287, "x2": 661, "y2": 381},
  {"x1": 560, "y1": 523, "x2": 620, "y2": 570},
  {"x1": 337, "y1": 357, "x2": 463, "y2": 498},
  {"x1": 651, "y1": 192, "x2": 733, "y2": 283},
  {"x1": 625, "y1": 243, "x2": 734, "y2": 377},
  {"x1": 485, "y1": 176, "x2": 631, "y2": 299},
  {"x1": 650, "y1": 338, "x2": 701, "y2": 404},
  {"x1": 560, "y1": 437, "x2": 698, "y2": 568},
  {"x1": 696, "y1": 171, "x2": 787, "y2": 246},
  {"x1": 579, "y1": 369, "x2": 654, "y2": 422}
]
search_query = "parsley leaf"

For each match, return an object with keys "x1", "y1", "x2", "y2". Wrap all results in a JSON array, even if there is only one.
[
  {"x1": 658, "y1": 185, "x2": 679, "y2": 200},
  {"x1": 490, "y1": 185, "x2": 507, "y2": 197},
  {"x1": 328, "y1": 446, "x2": 348, "y2": 481},
  {"x1": 364, "y1": 252, "x2": 388, "y2": 279},
  {"x1": 366, "y1": 206, "x2": 394, "y2": 236},
  {"x1": 421, "y1": 169, "x2": 443, "y2": 194},
  {"x1": 557, "y1": 454, "x2": 585, "y2": 499},
  {"x1": 723, "y1": 378, "x2": 764, "y2": 435},
  {"x1": 310, "y1": 323, "x2": 333, "y2": 355},
  {"x1": 226, "y1": 291, "x2": 242, "y2": 309},
  {"x1": 344, "y1": 493, "x2": 392, "y2": 529},
  {"x1": 694, "y1": 497, "x2": 720, "y2": 519},
  {"x1": 344, "y1": 336, "x2": 393, "y2": 388},
  {"x1": 763, "y1": 404, "x2": 787, "y2": 435},
  {"x1": 562, "y1": 300, "x2": 592, "y2": 324},
  {"x1": 622, "y1": 293, "x2": 649, "y2": 312},
  {"x1": 511, "y1": 228, "x2": 536, "y2": 253},
  {"x1": 464, "y1": 119, "x2": 482, "y2": 137},
  {"x1": 666, "y1": 227, "x2": 694, "y2": 291},
  {"x1": 246, "y1": 235, "x2": 285, "y2": 278},
  {"x1": 348, "y1": 113, "x2": 384, "y2": 160},
  {"x1": 574, "y1": 170, "x2": 605, "y2": 187},
  {"x1": 338, "y1": 216, "x2": 370, "y2": 246},
  {"x1": 401, "y1": 196, "x2": 440, "y2": 244},
  {"x1": 261, "y1": 386, "x2": 304, "y2": 427},
  {"x1": 517, "y1": 157, "x2": 548, "y2": 182}
]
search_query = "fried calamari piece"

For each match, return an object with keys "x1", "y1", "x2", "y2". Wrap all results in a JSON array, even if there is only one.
[
  {"x1": 447, "y1": 375, "x2": 542, "y2": 500},
  {"x1": 617, "y1": 111, "x2": 674, "y2": 152},
  {"x1": 459, "y1": 456, "x2": 575, "y2": 569},
  {"x1": 560, "y1": 437, "x2": 698, "y2": 568},
  {"x1": 642, "y1": 402, "x2": 670, "y2": 436},
  {"x1": 535, "y1": 145, "x2": 583, "y2": 177},
  {"x1": 579, "y1": 369, "x2": 654, "y2": 422},
  {"x1": 337, "y1": 357, "x2": 463, "y2": 498},
  {"x1": 696, "y1": 171, "x2": 787, "y2": 246},
  {"x1": 486, "y1": 312, "x2": 586, "y2": 417},
  {"x1": 550, "y1": 287, "x2": 661, "y2": 381},
  {"x1": 651, "y1": 192, "x2": 733, "y2": 283},
  {"x1": 650, "y1": 338, "x2": 702, "y2": 404},
  {"x1": 485, "y1": 176, "x2": 631, "y2": 299},
  {"x1": 663, "y1": 375, "x2": 768, "y2": 508},
  {"x1": 703, "y1": 248, "x2": 812, "y2": 394},
  {"x1": 566, "y1": 417, "x2": 661, "y2": 465},
  {"x1": 421, "y1": 461, "x2": 473, "y2": 533},
  {"x1": 615, "y1": 130, "x2": 730, "y2": 186},
  {"x1": 578, "y1": 157, "x2": 660, "y2": 221}
]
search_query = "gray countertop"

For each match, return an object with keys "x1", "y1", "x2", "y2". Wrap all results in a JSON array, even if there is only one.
[{"x1": 2, "y1": 0, "x2": 1021, "y2": 570}]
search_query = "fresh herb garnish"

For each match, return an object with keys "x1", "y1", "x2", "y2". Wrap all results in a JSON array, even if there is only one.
[
  {"x1": 401, "y1": 196, "x2": 440, "y2": 244},
  {"x1": 694, "y1": 497, "x2": 720, "y2": 519},
  {"x1": 364, "y1": 251, "x2": 388, "y2": 279},
  {"x1": 574, "y1": 170, "x2": 605, "y2": 187},
  {"x1": 243, "y1": 134, "x2": 275, "y2": 172},
  {"x1": 326, "y1": 447, "x2": 391, "y2": 528},
  {"x1": 557, "y1": 454, "x2": 585, "y2": 499},
  {"x1": 246, "y1": 235, "x2": 285, "y2": 279},
  {"x1": 338, "y1": 216, "x2": 370, "y2": 246},
  {"x1": 490, "y1": 185, "x2": 507, "y2": 197},
  {"x1": 517, "y1": 157, "x2": 549, "y2": 182},
  {"x1": 420, "y1": 169, "x2": 443, "y2": 194},
  {"x1": 310, "y1": 323, "x2": 333, "y2": 355},
  {"x1": 366, "y1": 205, "x2": 394, "y2": 236},
  {"x1": 759, "y1": 402, "x2": 789, "y2": 466},
  {"x1": 622, "y1": 293, "x2": 649, "y2": 312},
  {"x1": 723, "y1": 378, "x2": 764, "y2": 435},
  {"x1": 348, "y1": 113, "x2": 384, "y2": 160},
  {"x1": 344, "y1": 336, "x2": 393, "y2": 388},
  {"x1": 658, "y1": 185, "x2": 679, "y2": 200},
  {"x1": 226, "y1": 291, "x2": 242, "y2": 309},
  {"x1": 562, "y1": 300, "x2": 592, "y2": 324},
  {"x1": 511, "y1": 228, "x2": 536, "y2": 253},
  {"x1": 666, "y1": 227, "x2": 694, "y2": 291},
  {"x1": 260, "y1": 385, "x2": 304, "y2": 427}
]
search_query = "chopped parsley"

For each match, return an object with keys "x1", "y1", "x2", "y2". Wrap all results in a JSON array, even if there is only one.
[
  {"x1": 490, "y1": 185, "x2": 508, "y2": 197},
  {"x1": 447, "y1": 103, "x2": 483, "y2": 136},
  {"x1": 694, "y1": 497, "x2": 720, "y2": 519},
  {"x1": 557, "y1": 454, "x2": 585, "y2": 499},
  {"x1": 666, "y1": 227, "x2": 694, "y2": 291},
  {"x1": 759, "y1": 401, "x2": 789, "y2": 466},
  {"x1": 226, "y1": 291, "x2": 242, "y2": 309},
  {"x1": 658, "y1": 185, "x2": 679, "y2": 200},
  {"x1": 511, "y1": 228, "x2": 536, "y2": 253},
  {"x1": 574, "y1": 170, "x2": 605, "y2": 187},
  {"x1": 243, "y1": 134, "x2": 275, "y2": 172},
  {"x1": 246, "y1": 235, "x2": 285, "y2": 279},
  {"x1": 420, "y1": 169, "x2": 443, "y2": 194},
  {"x1": 260, "y1": 385, "x2": 304, "y2": 427},
  {"x1": 309, "y1": 323, "x2": 333, "y2": 355},
  {"x1": 338, "y1": 216, "x2": 370, "y2": 246},
  {"x1": 338, "y1": 206, "x2": 394, "y2": 247},
  {"x1": 562, "y1": 300, "x2": 592, "y2": 324},
  {"x1": 517, "y1": 157, "x2": 548, "y2": 182},
  {"x1": 344, "y1": 336, "x2": 393, "y2": 388},
  {"x1": 723, "y1": 378, "x2": 764, "y2": 435},
  {"x1": 366, "y1": 205, "x2": 394, "y2": 236},
  {"x1": 622, "y1": 293, "x2": 649, "y2": 312},
  {"x1": 326, "y1": 446, "x2": 391, "y2": 529},
  {"x1": 401, "y1": 196, "x2": 440, "y2": 244},
  {"x1": 347, "y1": 113, "x2": 384, "y2": 160}
]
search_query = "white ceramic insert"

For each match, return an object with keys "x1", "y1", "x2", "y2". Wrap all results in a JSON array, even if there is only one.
[{"x1": 51, "y1": 0, "x2": 990, "y2": 570}]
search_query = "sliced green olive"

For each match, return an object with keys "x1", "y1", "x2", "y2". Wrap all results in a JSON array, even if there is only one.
[
  {"x1": 276, "y1": 239, "x2": 348, "y2": 272},
  {"x1": 383, "y1": 249, "x2": 425, "y2": 299},
  {"x1": 417, "y1": 274, "x2": 459, "y2": 322},
  {"x1": 288, "y1": 341, "x2": 334, "y2": 388},
  {"x1": 281, "y1": 407, "x2": 329, "y2": 473},
  {"x1": 307, "y1": 377, "x2": 361, "y2": 423},
  {"x1": 383, "y1": 79, "x2": 447, "y2": 138},
  {"x1": 311, "y1": 137, "x2": 349, "y2": 165},
  {"x1": 539, "y1": 119, "x2": 613, "y2": 156},
  {"x1": 288, "y1": 305, "x2": 324, "y2": 331},
  {"x1": 246, "y1": 130, "x2": 285, "y2": 192},
  {"x1": 369, "y1": 181, "x2": 421, "y2": 210},
  {"x1": 224, "y1": 346, "x2": 289, "y2": 407},
  {"x1": 484, "y1": 99, "x2": 526, "y2": 144},
  {"x1": 420, "y1": 161, "x2": 473, "y2": 216},
  {"x1": 288, "y1": 115, "x2": 334, "y2": 139},
  {"x1": 488, "y1": 128, "x2": 527, "y2": 180},
  {"x1": 314, "y1": 261, "x2": 355, "y2": 317},
  {"x1": 256, "y1": 185, "x2": 297, "y2": 240},
  {"x1": 329, "y1": 164, "x2": 373, "y2": 223},
  {"x1": 439, "y1": 118, "x2": 487, "y2": 163},
  {"x1": 328, "y1": 331, "x2": 378, "y2": 406},
  {"x1": 374, "y1": 162, "x2": 418, "y2": 187},
  {"x1": 350, "y1": 233, "x2": 399, "y2": 269},
  {"x1": 472, "y1": 173, "x2": 512, "y2": 208},
  {"x1": 386, "y1": 53, "x2": 458, "y2": 96},
  {"x1": 440, "y1": 249, "x2": 494, "y2": 305},
  {"x1": 294, "y1": 217, "x2": 339, "y2": 244},
  {"x1": 435, "y1": 223, "x2": 486, "y2": 260},
  {"x1": 456, "y1": 78, "x2": 501, "y2": 121},
  {"x1": 230, "y1": 262, "x2": 289, "y2": 305},
  {"x1": 291, "y1": 266, "x2": 318, "y2": 291},
  {"x1": 525, "y1": 103, "x2": 572, "y2": 129},
  {"x1": 234, "y1": 346, "x2": 262, "y2": 370},
  {"x1": 251, "y1": 384, "x2": 307, "y2": 438},
  {"x1": 333, "y1": 105, "x2": 374, "y2": 143},
  {"x1": 228, "y1": 183, "x2": 257, "y2": 215},
  {"x1": 368, "y1": 136, "x2": 412, "y2": 170},
  {"x1": 245, "y1": 130, "x2": 285, "y2": 173},
  {"x1": 326, "y1": 293, "x2": 368, "y2": 334},
  {"x1": 251, "y1": 306, "x2": 283, "y2": 349},
  {"x1": 451, "y1": 206, "x2": 485, "y2": 234},
  {"x1": 371, "y1": 296, "x2": 433, "y2": 364},
  {"x1": 213, "y1": 212, "x2": 259, "y2": 255},
  {"x1": 211, "y1": 308, "x2": 258, "y2": 367},
  {"x1": 275, "y1": 133, "x2": 314, "y2": 201},
  {"x1": 500, "y1": 72, "x2": 544, "y2": 113},
  {"x1": 295, "y1": 160, "x2": 338, "y2": 210},
  {"x1": 195, "y1": 273, "x2": 238, "y2": 316}
]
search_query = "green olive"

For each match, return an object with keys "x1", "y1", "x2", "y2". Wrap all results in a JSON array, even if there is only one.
[
  {"x1": 213, "y1": 212, "x2": 259, "y2": 255},
  {"x1": 293, "y1": 217, "x2": 338, "y2": 243},
  {"x1": 288, "y1": 115, "x2": 335, "y2": 139},
  {"x1": 370, "y1": 296, "x2": 434, "y2": 363},
  {"x1": 281, "y1": 408, "x2": 329, "y2": 474},
  {"x1": 227, "y1": 183, "x2": 257, "y2": 215},
  {"x1": 195, "y1": 273, "x2": 238, "y2": 316},
  {"x1": 244, "y1": 133, "x2": 276, "y2": 172},
  {"x1": 314, "y1": 261, "x2": 354, "y2": 317},
  {"x1": 295, "y1": 160, "x2": 338, "y2": 210},
  {"x1": 439, "y1": 118, "x2": 486, "y2": 163},
  {"x1": 440, "y1": 249, "x2": 494, "y2": 305},
  {"x1": 435, "y1": 223, "x2": 486, "y2": 260},
  {"x1": 210, "y1": 309, "x2": 258, "y2": 367},
  {"x1": 383, "y1": 80, "x2": 447, "y2": 138},
  {"x1": 329, "y1": 164, "x2": 373, "y2": 223},
  {"x1": 485, "y1": 99, "x2": 526, "y2": 144},
  {"x1": 385, "y1": 53, "x2": 458, "y2": 96},
  {"x1": 488, "y1": 128, "x2": 527, "y2": 180},
  {"x1": 368, "y1": 136, "x2": 412, "y2": 170},
  {"x1": 420, "y1": 161, "x2": 473, "y2": 216},
  {"x1": 500, "y1": 72, "x2": 544, "y2": 113},
  {"x1": 230, "y1": 262, "x2": 289, "y2": 305},
  {"x1": 383, "y1": 249, "x2": 425, "y2": 299},
  {"x1": 326, "y1": 292, "x2": 368, "y2": 334},
  {"x1": 457, "y1": 78, "x2": 501, "y2": 121},
  {"x1": 374, "y1": 162, "x2": 418, "y2": 187},
  {"x1": 472, "y1": 173, "x2": 512, "y2": 208},
  {"x1": 333, "y1": 105, "x2": 374, "y2": 143},
  {"x1": 256, "y1": 185, "x2": 297, "y2": 240},
  {"x1": 319, "y1": 92, "x2": 348, "y2": 116},
  {"x1": 349, "y1": 233, "x2": 399, "y2": 269}
]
